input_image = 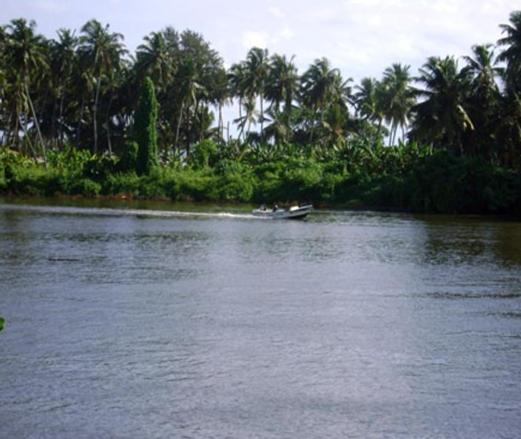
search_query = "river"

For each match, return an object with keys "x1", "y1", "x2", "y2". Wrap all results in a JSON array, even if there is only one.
[{"x1": 1, "y1": 199, "x2": 521, "y2": 438}]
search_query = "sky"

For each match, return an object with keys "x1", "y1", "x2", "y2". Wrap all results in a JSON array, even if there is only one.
[{"x1": 1, "y1": 0, "x2": 517, "y2": 83}]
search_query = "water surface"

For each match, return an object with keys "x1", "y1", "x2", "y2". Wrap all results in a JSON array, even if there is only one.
[{"x1": 1, "y1": 200, "x2": 521, "y2": 438}]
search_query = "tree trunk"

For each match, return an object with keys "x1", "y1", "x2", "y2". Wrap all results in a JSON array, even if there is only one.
[
  {"x1": 185, "y1": 103, "x2": 190, "y2": 158},
  {"x1": 77, "y1": 97, "x2": 85, "y2": 146},
  {"x1": 375, "y1": 118, "x2": 383, "y2": 146},
  {"x1": 12, "y1": 112, "x2": 20, "y2": 151},
  {"x1": 93, "y1": 76, "x2": 101, "y2": 154},
  {"x1": 25, "y1": 83, "x2": 46, "y2": 165},
  {"x1": 238, "y1": 97, "x2": 243, "y2": 141},
  {"x1": 174, "y1": 99, "x2": 185, "y2": 155},
  {"x1": 389, "y1": 125, "x2": 396, "y2": 147},
  {"x1": 58, "y1": 94, "x2": 65, "y2": 147},
  {"x1": 260, "y1": 93, "x2": 264, "y2": 137},
  {"x1": 218, "y1": 103, "x2": 223, "y2": 141},
  {"x1": 19, "y1": 114, "x2": 37, "y2": 157},
  {"x1": 106, "y1": 92, "x2": 114, "y2": 155}
]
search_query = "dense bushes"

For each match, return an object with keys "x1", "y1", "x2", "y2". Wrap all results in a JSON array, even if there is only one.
[{"x1": 1, "y1": 141, "x2": 520, "y2": 215}]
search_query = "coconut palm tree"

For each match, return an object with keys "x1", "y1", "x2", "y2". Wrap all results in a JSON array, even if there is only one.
[
  {"x1": 462, "y1": 44, "x2": 502, "y2": 157},
  {"x1": 495, "y1": 92, "x2": 521, "y2": 167},
  {"x1": 243, "y1": 47, "x2": 269, "y2": 135},
  {"x1": 234, "y1": 98, "x2": 258, "y2": 140},
  {"x1": 265, "y1": 54, "x2": 299, "y2": 116},
  {"x1": 79, "y1": 19, "x2": 127, "y2": 153},
  {"x1": 354, "y1": 78, "x2": 379, "y2": 119},
  {"x1": 300, "y1": 58, "x2": 341, "y2": 143},
  {"x1": 135, "y1": 31, "x2": 175, "y2": 90},
  {"x1": 381, "y1": 63, "x2": 415, "y2": 145},
  {"x1": 497, "y1": 10, "x2": 521, "y2": 92},
  {"x1": 4, "y1": 18, "x2": 49, "y2": 158},
  {"x1": 173, "y1": 56, "x2": 203, "y2": 155},
  {"x1": 228, "y1": 61, "x2": 248, "y2": 139},
  {"x1": 49, "y1": 28, "x2": 78, "y2": 146},
  {"x1": 410, "y1": 56, "x2": 473, "y2": 155},
  {"x1": 207, "y1": 67, "x2": 230, "y2": 141},
  {"x1": 263, "y1": 108, "x2": 293, "y2": 145},
  {"x1": 0, "y1": 26, "x2": 9, "y2": 145}
]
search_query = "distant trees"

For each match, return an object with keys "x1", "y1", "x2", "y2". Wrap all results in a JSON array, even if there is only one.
[
  {"x1": 79, "y1": 19, "x2": 127, "y2": 154},
  {"x1": 0, "y1": 11, "x2": 520, "y2": 171}
]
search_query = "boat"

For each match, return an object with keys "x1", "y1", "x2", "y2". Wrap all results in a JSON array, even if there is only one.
[{"x1": 252, "y1": 204, "x2": 313, "y2": 220}]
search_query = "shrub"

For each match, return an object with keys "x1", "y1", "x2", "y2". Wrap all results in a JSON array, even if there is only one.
[
  {"x1": 69, "y1": 178, "x2": 101, "y2": 197},
  {"x1": 118, "y1": 141, "x2": 138, "y2": 172},
  {"x1": 190, "y1": 140, "x2": 219, "y2": 169}
]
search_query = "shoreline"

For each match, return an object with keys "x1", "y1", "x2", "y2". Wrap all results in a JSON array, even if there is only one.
[{"x1": 1, "y1": 193, "x2": 520, "y2": 221}]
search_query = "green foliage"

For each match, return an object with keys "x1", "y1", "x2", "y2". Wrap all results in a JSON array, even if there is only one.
[
  {"x1": 190, "y1": 140, "x2": 219, "y2": 169},
  {"x1": 406, "y1": 150, "x2": 521, "y2": 213},
  {"x1": 167, "y1": 169, "x2": 216, "y2": 201},
  {"x1": 82, "y1": 154, "x2": 118, "y2": 182},
  {"x1": 0, "y1": 316, "x2": 4, "y2": 332},
  {"x1": 69, "y1": 178, "x2": 101, "y2": 196},
  {"x1": 135, "y1": 77, "x2": 158, "y2": 175},
  {"x1": 1, "y1": 137, "x2": 521, "y2": 214},
  {"x1": 215, "y1": 160, "x2": 256, "y2": 201},
  {"x1": 118, "y1": 141, "x2": 138, "y2": 172},
  {"x1": 103, "y1": 172, "x2": 141, "y2": 196},
  {"x1": 46, "y1": 147, "x2": 93, "y2": 178}
]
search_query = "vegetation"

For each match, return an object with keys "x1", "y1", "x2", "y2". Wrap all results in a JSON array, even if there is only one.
[
  {"x1": 134, "y1": 77, "x2": 158, "y2": 175},
  {"x1": 0, "y1": 316, "x2": 4, "y2": 332},
  {"x1": 0, "y1": 12, "x2": 521, "y2": 214}
]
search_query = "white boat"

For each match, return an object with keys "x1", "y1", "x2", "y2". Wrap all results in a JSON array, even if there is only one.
[{"x1": 252, "y1": 204, "x2": 313, "y2": 220}]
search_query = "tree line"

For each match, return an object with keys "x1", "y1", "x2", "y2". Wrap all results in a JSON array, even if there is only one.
[
  {"x1": 0, "y1": 13, "x2": 520, "y2": 214},
  {"x1": 0, "y1": 12, "x2": 520, "y2": 164}
]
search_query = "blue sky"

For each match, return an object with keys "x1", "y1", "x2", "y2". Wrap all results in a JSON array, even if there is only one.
[{"x1": 1, "y1": 0, "x2": 516, "y2": 81}]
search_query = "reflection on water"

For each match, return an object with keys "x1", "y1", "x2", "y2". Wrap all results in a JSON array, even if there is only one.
[{"x1": 1, "y1": 201, "x2": 521, "y2": 438}]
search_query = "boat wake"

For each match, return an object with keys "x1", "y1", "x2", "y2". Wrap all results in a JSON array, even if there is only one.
[{"x1": 0, "y1": 203, "x2": 256, "y2": 220}]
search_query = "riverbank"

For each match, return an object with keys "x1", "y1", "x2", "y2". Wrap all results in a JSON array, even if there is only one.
[{"x1": 2, "y1": 146, "x2": 521, "y2": 215}]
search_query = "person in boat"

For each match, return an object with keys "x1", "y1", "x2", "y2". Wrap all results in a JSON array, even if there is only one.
[
  {"x1": 260, "y1": 203, "x2": 266, "y2": 211},
  {"x1": 272, "y1": 204, "x2": 279, "y2": 212}
]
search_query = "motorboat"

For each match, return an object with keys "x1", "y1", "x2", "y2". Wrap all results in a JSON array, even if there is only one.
[{"x1": 252, "y1": 204, "x2": 313, "y2": 220}]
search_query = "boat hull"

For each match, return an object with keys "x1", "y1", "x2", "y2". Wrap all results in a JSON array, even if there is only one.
[{"x1": 252, "y1": 204, "x2": 313, "y2": 220}]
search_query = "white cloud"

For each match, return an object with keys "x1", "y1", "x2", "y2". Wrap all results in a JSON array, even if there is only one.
[
  {"x1": 242, "y1": 31, "x2": 269, "y2": 49},
  {"x1": 1, "y1": 0, "x2": 517, "y2": 81},
  {"x1": 268, "y1": 6, "x2": 285, "y2": 19},
  {"x1": 28, "y1": 0, "x2": 69, "y2": 13},
  {"x1": 279, "y1": 27, "x2": 295, "y2": 40}
]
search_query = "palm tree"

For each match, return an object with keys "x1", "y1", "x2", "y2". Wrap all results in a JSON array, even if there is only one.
[
  {"x1": 462, "y1": 44, "x2": 502, "y2": 157},
  {"x1": 207, "y1": 67, "x2": 230, "y2": 142},
  {"x1": 265, "y1": 54, "x2": 299, "y2": 116},
  {"x1": 497, "y1": 10, "x2": 521, "y2": 92},
  {"x1": 381, "y1": 63, "x2": 415, "y2": 145},
  {"x1": 79, "y1": 19, "x2": 127, "y2": 153},
  {"x1": 464, "y1": 44, "x2": 502, "y2": 91},
  {"x1": 409, "y1": 56, "x2": 473, "y2": 155},
  {"x1": 49, "y1": 28, "x2": 78, "y2": 146},
  {"x1": 135, "y1": 31, "x2": 174, "y2": 90},
  {"x1": 243, "y1": 47, "x2": 269, "y2": 135},
  {"x1": 0, "y1": 26, "x2": 9, "y2": 145},
  {"x1": 263, "y1": 107, "x2": 292, "y2": 145},
  {"x1": 300, "y1": 58, "x2": 341, "y2": 143},
  {"x1": 173, "y1": 56, "x2": 203, "y2": 155},
  {"x1": 4, "y1": 18, "x2": 49, "y2": 158},
  {"x1": 354, "y1": 78, "x2": 379, "y2": 120},
  {"x1": 495, "y1": 92, "x2": 521, "y2": 167},
  {"x1": 234, "y1": 98, "x2": 258, "y2": 140},
  {"x1": 228, "y1": 62, "x2": 247, "y2": 139}
]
